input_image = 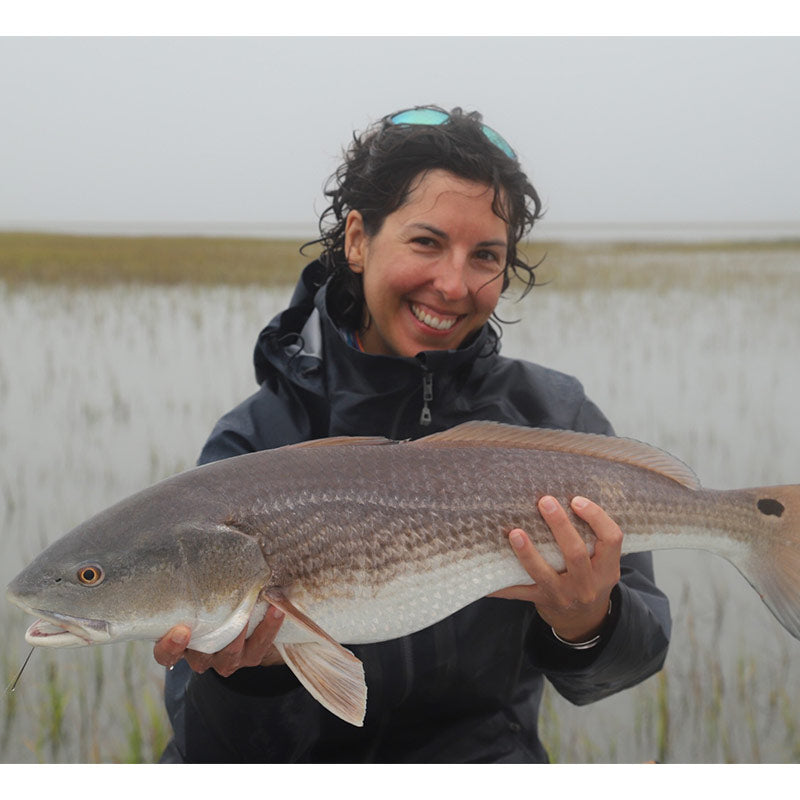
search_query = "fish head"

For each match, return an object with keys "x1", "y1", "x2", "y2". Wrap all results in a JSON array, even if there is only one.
[{"x1": 7, "y1": 499, "x2": 271, "y2": 651}]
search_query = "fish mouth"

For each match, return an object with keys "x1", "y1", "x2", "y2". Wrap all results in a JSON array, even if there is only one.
[{"x1": 10, "y1": 598, "x2": 111, "y2": 648}]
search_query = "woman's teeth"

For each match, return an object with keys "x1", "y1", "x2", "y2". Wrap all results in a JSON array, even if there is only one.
[{"x1": 411, "y1": 304, "x2": 458, "y2": 331}]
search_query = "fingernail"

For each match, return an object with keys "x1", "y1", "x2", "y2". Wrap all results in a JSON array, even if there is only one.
[
  {"x1": 509, "y1": 530, "x2": 525, "y2": 550},
  {"x1": 571, "y1": 496, "x2": 589, "y2": 510},
  {"x1": 170, "y1": 630, "x2": 190, "y2": 647},
  {"x1": 270, "y1": 607, "x2": 284, "y2": 620},
  {"x1": 540, "y1": 496, "x2": 557, "y2": 513}
]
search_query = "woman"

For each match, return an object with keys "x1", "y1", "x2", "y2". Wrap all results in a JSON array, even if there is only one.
[{"x1": 155, "y1": 106, "x2": 671, "y2": 762}]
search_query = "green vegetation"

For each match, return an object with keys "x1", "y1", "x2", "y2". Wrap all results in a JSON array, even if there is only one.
[
  {"x1": 538, "y1": 581, "x2": 800, "y2": 763},
  {"x1": 2, "y1": 230, "x2": 798, "y2": 292},
  {"x1": 2, "y1": 635, "x2": 169, "y2": 763},
  {"x1": 0, "y1": 232, "x2": 318, "y2": 287},
  {"x1": 537, "y1": 650, "x2": 800, "y2": 764},
  {"x1": 519, "y1": 238, "x2": 800, "y2": 293}
]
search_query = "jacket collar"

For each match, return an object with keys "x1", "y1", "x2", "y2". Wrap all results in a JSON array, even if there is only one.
[{"x1": 253, "y1": 261, "x2": 500, "y2": 436}]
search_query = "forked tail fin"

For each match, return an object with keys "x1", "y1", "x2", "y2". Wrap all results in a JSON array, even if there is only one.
[{"x1": 737, "y1": 484, "x2": 800, "y2": 640}]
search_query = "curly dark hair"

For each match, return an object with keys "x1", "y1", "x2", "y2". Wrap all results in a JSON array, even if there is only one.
[{"x1": 303, "y1": 105, "x2": 544, "y2": 331}]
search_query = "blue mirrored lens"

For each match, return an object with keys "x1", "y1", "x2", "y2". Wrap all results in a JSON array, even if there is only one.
[
  {"x1": 390, "y1": 109, "x2": 450, "y2": 126},
  {"x1": 389, "y1": 108, "x2": 516, "y2": 159},
  {"x1": 480, "y1": 124, "x2": 515, "y2": 160}
]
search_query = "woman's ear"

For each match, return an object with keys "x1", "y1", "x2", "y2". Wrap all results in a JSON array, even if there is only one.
[{"x1": 344, "y1": 210, "x2": 366, "y2": 274}]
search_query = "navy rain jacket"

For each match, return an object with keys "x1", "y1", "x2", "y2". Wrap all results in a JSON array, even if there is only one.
[{"x1": 161, "y1": 261, "x2": 671, "y2": 763}]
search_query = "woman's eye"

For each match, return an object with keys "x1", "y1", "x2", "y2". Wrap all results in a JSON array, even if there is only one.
[
  {"x1": 475, "y1": 250, "x2": 500, "y2": 263},
  {"x1": 412, "y1": 237, "x2": 437, "y2": 247}
]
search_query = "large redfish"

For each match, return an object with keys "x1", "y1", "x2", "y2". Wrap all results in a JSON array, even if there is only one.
[{"x1": 7, "y1": 422, "x2": 800, "y2": 725}]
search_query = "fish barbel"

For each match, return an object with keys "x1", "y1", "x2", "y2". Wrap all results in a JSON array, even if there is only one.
[{"x1": 6, "y1": 421, "x2": 800, "y2": 726}]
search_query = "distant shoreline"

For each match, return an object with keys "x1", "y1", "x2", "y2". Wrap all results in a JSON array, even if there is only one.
[
  {"x1": 1, "y1": 230, "x2": 798, "y2": 289},
  {"x1": 3, "y1": 220, "x2": 800, "y2": 245}
]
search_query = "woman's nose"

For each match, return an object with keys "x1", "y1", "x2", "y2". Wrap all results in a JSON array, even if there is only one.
[{"x1": 431, "y1": 253, "x2": 469, "y2": 300}]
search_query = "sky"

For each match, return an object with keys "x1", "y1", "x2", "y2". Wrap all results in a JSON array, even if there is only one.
[{"x1": 2, "y1": 34, "x2": 799, "y2": 237}]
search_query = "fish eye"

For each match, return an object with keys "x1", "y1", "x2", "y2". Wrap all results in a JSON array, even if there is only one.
[{"x1": 77, "y1": 565, "x2": 104, "y2": 586}]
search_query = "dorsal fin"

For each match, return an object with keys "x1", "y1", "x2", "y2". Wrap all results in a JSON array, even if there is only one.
[
  {"x1": 415, "y1": 421, "x2": 701, "y2": 490},
  {"x1": 284, "y1": 435, "x2": 393, "y2": 450}
]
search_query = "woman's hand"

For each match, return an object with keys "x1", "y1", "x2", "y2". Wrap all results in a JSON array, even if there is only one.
[
  {"x1": 153, "y1": 605, "x2": 286, "y2": 677},
  {"x1": 491, "y1": 495, "x2": 623, "y2": 642}
]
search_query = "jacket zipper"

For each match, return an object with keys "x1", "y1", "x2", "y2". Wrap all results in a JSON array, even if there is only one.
[
  {"x1": 419, "y1": 371, "x2": 433, "y2": 426},
  {"x1": 389, "y1": 366, "x2": 434, "y2": 438}
]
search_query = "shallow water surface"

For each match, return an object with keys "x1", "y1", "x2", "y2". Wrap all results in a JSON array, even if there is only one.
[{"x1": 1, "y1": 244, "x2": 798, "y2": 762}]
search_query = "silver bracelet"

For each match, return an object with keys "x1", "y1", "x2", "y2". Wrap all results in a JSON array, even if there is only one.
[{"x1": 551, "y1": 599, "x2": 612, "y2": 650}]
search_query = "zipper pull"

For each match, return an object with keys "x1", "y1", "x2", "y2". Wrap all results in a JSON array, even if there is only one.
[{"x1": 420, "y1": 372, "x2": 433, "y2": 426}]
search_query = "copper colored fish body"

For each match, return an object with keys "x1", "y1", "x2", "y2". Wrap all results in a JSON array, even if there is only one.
[{"x1": 7, "y1": 422, "x2": 800, "y2": 725}]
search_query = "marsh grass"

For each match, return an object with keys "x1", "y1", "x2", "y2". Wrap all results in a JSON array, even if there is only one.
[
  {"x1": 538, "y1": 579, "x2": 800, "y2": 763},
  {"x1": 0, "y1": 232, "x2": 318, "y2": 287},
  {"x1": 37, "y1": 661, "x2": 68, "y2": 761},
  {"x1": 518, "y1": 238, "x2": 800, "y2": 294},
  {"x1": 2, "y1": 631, "x2": 168, "y2": 763},
  {"x1": 3, "y1": 231, "x2": 798, "y2": 293}
]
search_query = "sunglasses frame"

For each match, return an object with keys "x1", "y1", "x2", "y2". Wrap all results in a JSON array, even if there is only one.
[{"x1": 387, "y1": 107, "x2": 517, "y2": 160}]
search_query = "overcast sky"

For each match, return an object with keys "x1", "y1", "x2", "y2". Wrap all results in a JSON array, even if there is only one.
[{"x1": 2, "y1": 36, "x2": 798, "y2": 236}]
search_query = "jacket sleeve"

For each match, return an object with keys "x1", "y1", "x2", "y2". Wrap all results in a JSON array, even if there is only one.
[
  {"x1": 525, "y1": 551, "x2": 671, "y2": 705},
  {"x1": 197, "y1": 376, "x2": 317, "y2": 465}
]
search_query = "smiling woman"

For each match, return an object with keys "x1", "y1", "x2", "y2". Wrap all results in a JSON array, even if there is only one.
[
  {"x1": 152, "y1": 105, "x2": 672, "y2": 764},
  {"x1": 313, "y1": 106, "x2": 543, "y2": 338},
  {"x1": 343, "y1": 170, "x2": 508, "y2": 357}
]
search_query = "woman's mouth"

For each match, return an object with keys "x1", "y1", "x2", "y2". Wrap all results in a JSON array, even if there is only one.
[{"x1": 410, "y1": 303, "x2": 463, "y2": 332}]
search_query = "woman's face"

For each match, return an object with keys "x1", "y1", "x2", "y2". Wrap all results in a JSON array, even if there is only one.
[{"x1": 344, "y1": 169, "x2": 508, "y2": 358}]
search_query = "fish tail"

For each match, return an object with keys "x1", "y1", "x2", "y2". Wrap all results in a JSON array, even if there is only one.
[{"x1": 739, "y1": 485, "x2": 800, "y2": 640}]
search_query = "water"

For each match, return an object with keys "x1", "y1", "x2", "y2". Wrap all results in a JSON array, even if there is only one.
[{"x1": 1, "y1": 243, "x2": 799, "y2": 762}]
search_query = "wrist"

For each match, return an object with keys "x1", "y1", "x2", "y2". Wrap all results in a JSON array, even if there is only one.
[{"x1": 550, "y1": 597, "x2": 613, "y2": 650}]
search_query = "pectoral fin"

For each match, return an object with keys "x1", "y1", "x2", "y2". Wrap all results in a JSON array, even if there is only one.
[{"x1": 265, "y1": 589, "x2": 367, "y2": 727}]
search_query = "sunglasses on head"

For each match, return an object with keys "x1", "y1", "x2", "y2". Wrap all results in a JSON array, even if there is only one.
[{"x1": 387, "y1": 107, "x2": 517, "y2": 160}]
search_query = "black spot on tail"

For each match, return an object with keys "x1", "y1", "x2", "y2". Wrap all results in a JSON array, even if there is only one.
[{"x1": 757, "y1": 498, "x2": 785, "y2": 517}]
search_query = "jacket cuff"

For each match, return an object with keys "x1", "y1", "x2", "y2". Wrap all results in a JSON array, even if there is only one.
[
  {"x1": 528, "y1": 578, "x2": 670, "y2": 706},
  {"x1": 526, "y1": 584, "x2": 623, "y2": 671}
]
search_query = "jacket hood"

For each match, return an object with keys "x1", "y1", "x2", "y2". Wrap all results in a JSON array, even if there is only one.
[
  {"x1": 253, "y1": 260, "x2": 324, "y2": 385},
  {"x1": 253, "y1": 261, "x2": 501, "y2": 438}
]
